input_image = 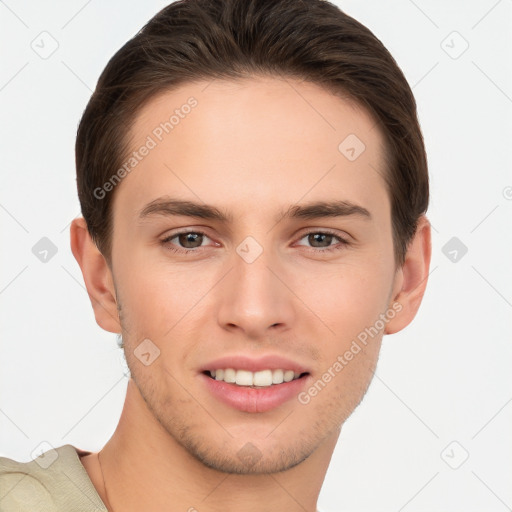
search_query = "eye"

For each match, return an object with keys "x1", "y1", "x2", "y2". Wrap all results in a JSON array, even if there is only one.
[
  {"x1": 295, "y1": 230, "x2": 350, "y2": 253},
  {"x1": 161, "y1": 230, "x2": 214, "y2": 254}
]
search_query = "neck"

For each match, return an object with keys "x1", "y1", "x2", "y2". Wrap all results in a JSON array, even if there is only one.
[{"x1": 96, "y1": 379, "x2": 339, "y2": 512}]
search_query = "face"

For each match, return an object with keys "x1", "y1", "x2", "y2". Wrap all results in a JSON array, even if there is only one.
[{"x1": 109, "y1": 76, "x2": 400, "y2": 473}]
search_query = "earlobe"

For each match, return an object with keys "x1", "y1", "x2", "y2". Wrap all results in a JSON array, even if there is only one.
[
  {"x1": 384, "y1": 215, "x2": 432, "y2": 335},
  {"x1": 70, "y1": 217, "x2": 121, "y2": 334}
]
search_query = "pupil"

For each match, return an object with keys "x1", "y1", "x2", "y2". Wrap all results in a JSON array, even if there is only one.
[
  {"x1": 179, "y1": 233, "x2": 202, "y2": 248},
  {"x1": 310, "y1": 233, "x2": 332, "y2": 247}
]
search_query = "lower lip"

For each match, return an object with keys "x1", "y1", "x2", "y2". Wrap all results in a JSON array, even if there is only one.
[{"x1": 200, "y1": 373, "x2": 310, "y2": 413}]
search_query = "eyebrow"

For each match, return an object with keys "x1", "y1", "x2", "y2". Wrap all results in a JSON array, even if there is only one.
[{"x1": 138, "y1": 197, "x2": 372, "y2": 223}]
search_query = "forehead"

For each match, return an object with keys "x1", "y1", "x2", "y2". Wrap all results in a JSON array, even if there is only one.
[{"x1": 114, "y1": 76, "x2": 389, "y2": 222}]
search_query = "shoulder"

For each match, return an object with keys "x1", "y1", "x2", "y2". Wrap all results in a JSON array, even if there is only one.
[{"x1": 0, "y1": 444, "x2": 107, "y2": 512}]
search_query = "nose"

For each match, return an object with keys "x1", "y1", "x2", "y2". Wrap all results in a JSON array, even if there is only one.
[{"x1": 216, "y1": 244, "x2": 296, "y2": 340}]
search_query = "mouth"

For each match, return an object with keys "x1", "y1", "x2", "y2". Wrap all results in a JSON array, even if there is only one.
[
  {"x1": 199, "y1": 367, "x2": 311, "y2": 413},
  {"x1": 199, "y1": 354, "x2": 312, "y2": 413},
  {"x1": 202, "y1": 368, "x2": 309, "y2": 388}
]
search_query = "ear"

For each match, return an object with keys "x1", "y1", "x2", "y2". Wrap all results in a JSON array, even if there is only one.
[
  {"x1": 384, "y1": 215, "x2": 432, "y2": 335},
  {"x1": 70, "y1": 217, "x2": 121, "y2": 334}
]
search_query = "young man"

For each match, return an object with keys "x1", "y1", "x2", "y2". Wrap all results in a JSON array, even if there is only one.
[{"x1": 0, "y1": 0, "x2": 431, "y2": 510}]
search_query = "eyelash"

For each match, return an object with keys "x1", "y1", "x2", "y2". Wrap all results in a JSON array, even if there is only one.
[{"x1": 160, "y1": 229, "x2": 350, "y2": 255}]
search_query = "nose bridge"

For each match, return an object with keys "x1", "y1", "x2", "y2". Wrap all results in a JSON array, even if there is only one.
[{"x1": 216, "y1": 236, "x2": 295, "y2": 337}]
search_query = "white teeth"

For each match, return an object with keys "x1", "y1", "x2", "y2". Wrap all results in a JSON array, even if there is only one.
[
  {"x1": 235, "y1": 369, "x2": 253, "y2": 386},
  {"x1": 208, "y1": 368, "x2": 304, "y2": 387},
  {"x1": 283, "y1": 370, "x2": 295, "y2": 382},
  {"x1": 272, "y1": 369, "x2": 284, "y2": 384},
  {"x1": 253, "y1": 369, "x2": 272, "y2": 387},
  {"x1": 224, "y1": 368, "x2": 236, "y2": 383}
]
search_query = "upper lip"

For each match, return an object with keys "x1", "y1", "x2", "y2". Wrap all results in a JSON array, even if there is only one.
[{"x1": 201, "y1": 354, "x2": 310, "y2": 374}]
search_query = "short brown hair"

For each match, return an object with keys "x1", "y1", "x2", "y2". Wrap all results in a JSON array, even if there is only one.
[{"x1": 75, "y1": 0, "x2": 428, "y2": 268}]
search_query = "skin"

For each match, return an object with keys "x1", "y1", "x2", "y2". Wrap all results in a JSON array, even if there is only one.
[{"x1": 71, "y1": 76, "x2": 431, "y2": 512}]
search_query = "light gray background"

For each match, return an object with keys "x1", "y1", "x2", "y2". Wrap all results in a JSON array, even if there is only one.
[{"x1": 1, "y1": 1, "x2": 511, "y2": 511}]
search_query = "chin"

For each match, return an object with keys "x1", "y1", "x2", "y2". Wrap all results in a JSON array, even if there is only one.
[{"x1": 175, "y1": 435, "x2": 315, "y2": 475}]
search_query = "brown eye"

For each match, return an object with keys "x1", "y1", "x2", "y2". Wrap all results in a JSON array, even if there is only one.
[
  {"x1": 295, "y1": 231, "x2": 350, "y2": 254},
  {"x1": 161, "y1": 231, "x2": 213, "y2": 254},
  {"x1": 176, "y1": 232, "x2": 204, "y2": 249},
  {"x1": 307, "y1": 233, "x2": 334, "y2": 248}
]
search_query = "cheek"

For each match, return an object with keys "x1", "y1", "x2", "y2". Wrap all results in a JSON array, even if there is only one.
[
  {"x1": 298, "y1": 261, "x2": 393, "y2": 342},
  {"x1": 297, "y1": 261, "x2": 391, "y2": 404},
  {"x1": 116, "y1": 253, "x2": 219, "y2": 342}
]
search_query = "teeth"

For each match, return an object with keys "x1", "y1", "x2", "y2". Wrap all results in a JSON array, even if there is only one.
[
  {"x1": 235, "y1": 370, "x2": 253, "y2": 386},
  {"x1": 253, "y1": 369, "x2": 272, "y2": 387},
  {"x1": 208, "y1": 368, "x2": 303, "y2": 387},
  {"x1": 272, "y1": 369, "x2": 283, "y2": 384},
  {"x1": 283, "y1": 370, "x2": 295, "y2": 382},
  {"x1": 224, "y1": 368, "x2": 236, "y2": 383}
]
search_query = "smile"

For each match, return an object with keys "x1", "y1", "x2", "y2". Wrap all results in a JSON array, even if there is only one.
[
  {"x1": 201, "y1": 371, "x2": 310, "y2": 413},
  {"x1": 206, "y1": 368, "x2": 305, "y2": 387}
]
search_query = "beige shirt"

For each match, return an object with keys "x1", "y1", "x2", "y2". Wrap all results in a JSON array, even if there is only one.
[{"x1": 0, "y1": 444, "x2": 107, "y2": 511}]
